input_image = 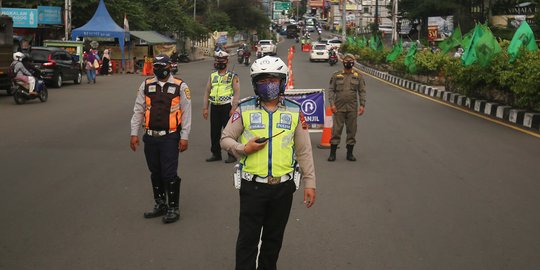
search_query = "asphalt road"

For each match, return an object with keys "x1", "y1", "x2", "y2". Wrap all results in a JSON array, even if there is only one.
[{"x1": 1, "y1": 37, "x2": 540, "y2": 270}]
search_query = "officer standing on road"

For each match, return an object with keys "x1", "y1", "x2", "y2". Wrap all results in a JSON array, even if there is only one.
[
  {"x1": 221, "y1": 56, "x2": 316, "y2": 270},
  {"x1": 129, "y1": 54, "x2": 192, "y2": 224},
  {"x1": 327, "y1": 53, "x2": 366, "y2": 162},
  {"x1": 203, "y1": 50, "x2": 240, "y2": 163}
]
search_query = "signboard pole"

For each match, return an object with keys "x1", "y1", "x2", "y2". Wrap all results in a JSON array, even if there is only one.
[
  {"x1": 64, "y1": 0, "x2": 71, "y2": 40},
  {"x1": 391, "y1": 0, "x2": 398, "y2": 43}
]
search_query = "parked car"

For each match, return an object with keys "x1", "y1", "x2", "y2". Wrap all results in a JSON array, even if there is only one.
[
  {"x1": 30, "y1": 47, "x2": 82, "y2": 88},
  {"x1": 258, "y1": 40, "x2": 277, "y2": 56},
  {"x1": 309, "y1": 43, "x2": 329, "y2": 62}
]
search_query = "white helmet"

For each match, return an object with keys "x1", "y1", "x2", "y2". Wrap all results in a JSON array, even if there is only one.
[
  {"x1": 250, "y1": 56, "x2": 288, "y2": 94},
  {"x1": 214, "y1": 50, "x2": 229, "y2": 58},
  {"x1": 13, "y1": 52, "x2": 25, "y2": 61}
]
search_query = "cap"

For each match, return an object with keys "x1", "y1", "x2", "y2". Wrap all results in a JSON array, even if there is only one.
[
  {"x1": 343, "y1": 53, "x2": 356, "y2": 61},
  {"x1": 153, "y1": 54, "x2": 171, "y2": 64}
]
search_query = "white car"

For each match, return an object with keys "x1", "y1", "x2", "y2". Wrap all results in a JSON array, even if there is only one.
[
  {"x1": 258, "y1": 40, "x2": 277, "y2": 56},
  {"x1": 309, "y1": 43, "x2": 329, "y2": 62},
  {"x1": 327, "y1": 39, "x2": 343, "y2": 49}
]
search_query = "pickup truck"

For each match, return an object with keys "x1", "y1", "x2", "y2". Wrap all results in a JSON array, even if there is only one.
[{"x1": 258, "y1": 40, "x2": 277, "y2": 56}]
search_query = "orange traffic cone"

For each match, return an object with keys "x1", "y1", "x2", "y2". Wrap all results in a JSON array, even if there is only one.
[{"x1": 317, "y1": 106, "x2": 333, "y2": 149}]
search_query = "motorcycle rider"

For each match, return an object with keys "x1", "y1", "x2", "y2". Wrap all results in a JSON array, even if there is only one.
[{"x1": 10, "y1": 52, "x2": 36, "y2": 95}]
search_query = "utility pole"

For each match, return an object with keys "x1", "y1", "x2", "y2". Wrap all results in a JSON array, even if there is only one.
[
  {"x1": 296, "y1": 0, "x2": 299, "y2": 20},
  {"x1": 391, "y1": 0, "x2": 398, "y2": 43},
  {"x1": 374, "y1": 0, "x2": 379, "y2": 32},
  {"x1": 193, "y1": 0, "x2": 196, "y2": 20},
  {"x1": 341, "y1": 0, "x2": 346, "y2": 38},
  {"x1": 64, "y1": 0, "x2": 71, "y2": 40}
]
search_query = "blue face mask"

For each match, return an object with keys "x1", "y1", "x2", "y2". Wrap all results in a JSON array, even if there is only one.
[{"x1": 255, "y1": 81, "x2": 281, "y2": 101}]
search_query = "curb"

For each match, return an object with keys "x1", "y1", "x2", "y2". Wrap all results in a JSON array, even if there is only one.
[{"x1": 350, "y1": 59, "x2": 540, "y2": 135}]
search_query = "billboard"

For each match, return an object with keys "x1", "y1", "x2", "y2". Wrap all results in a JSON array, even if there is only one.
[
  {"x1": 38, "y1": 6, "x2": 62, "y2": 25},
  {"x1": 0, "y1": 8, "x2": 38, "y2": 28},
  {"x1": 427, "y1": 16, "x2": 454, "y2": 41}
]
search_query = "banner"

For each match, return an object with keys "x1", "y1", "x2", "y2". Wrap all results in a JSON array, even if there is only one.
[
  {"x1": 427, "y1": 16, "x2": 454, "y2": 41},
  {"x1": 38, "y1": 6, "x2": 62, "y2": 25},
  {"x1": 284, "y1": 89, "x2": 325, "y2": 128},
  {"x1": 1, "y1": 8, "x2": 38, "y2": 28}
]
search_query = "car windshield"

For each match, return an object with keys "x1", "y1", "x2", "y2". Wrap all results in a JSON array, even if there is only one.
[
  {"x1": 329, "y1": 40, "x2": 342, "y2": 44},
  {"x1": 259, "y1": 41, "x2": 271, "y2": 45},
  {"x1": 314, "y1": 45, "x2": 327, "y2": 50},
  {"x1": 31, "y1": 50, "x2": 50, "y2": 61}
]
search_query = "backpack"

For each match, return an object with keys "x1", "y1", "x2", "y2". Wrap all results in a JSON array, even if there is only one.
[{"x1": 7, "y1": 63, "x2": 16, "y2": 78}]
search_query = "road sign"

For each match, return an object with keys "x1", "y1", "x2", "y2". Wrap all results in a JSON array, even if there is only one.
[{"x1": 274, "y1": 1, "x2": 292, "y2": 11}]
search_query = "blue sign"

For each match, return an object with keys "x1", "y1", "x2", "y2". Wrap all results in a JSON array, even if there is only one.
[
  {"x1": 38, "y1": 6, "x2": 62, "y2": 25},
  {"x1": 1, "y1": 8, "x2": 38, "y2": 28},
  {"x1": 284, "y1": 92, "x2": 325, "y2": 125},
  {"x1": 217, "y1": 35, "x2": 228, "y2": 44}
]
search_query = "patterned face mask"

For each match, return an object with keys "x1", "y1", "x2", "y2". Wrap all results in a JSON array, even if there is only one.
[{"x1": 255, "y1": 80, "x2": 281, "y2": 101}]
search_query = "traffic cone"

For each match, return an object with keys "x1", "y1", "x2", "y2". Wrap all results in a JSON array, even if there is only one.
[{"x1": 317, "y1": 106, "x2": 333, "y2": 149}]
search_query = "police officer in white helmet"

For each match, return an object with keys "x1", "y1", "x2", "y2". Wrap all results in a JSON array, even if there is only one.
[{"x1": 221, "y1": 56, "x2": 316, "y2": 269}]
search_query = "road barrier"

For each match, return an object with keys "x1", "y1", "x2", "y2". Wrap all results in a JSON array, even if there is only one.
[{"x1": 317, "y1": 106, "x2": 333, "y2": 149}]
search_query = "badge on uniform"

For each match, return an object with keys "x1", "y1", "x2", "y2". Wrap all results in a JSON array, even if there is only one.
[
  {"x1": 231, "y1": 112, "x2": 240, "y2": 123},
  {"x1": 148, "y1": 85, "x2": 157, "y2": 93},
  {"x1": 184, "y1": 88, "x2": 191, "y2": 100},
  {"x1": 249, "y1": 112, "x2": 265, "y2": 129},
  {"x1": 167, "y1": 86, "x2": 176, "y2": 94},
  {"x1": 276, "y1": 113, "x2": 292, "y2": 130}
]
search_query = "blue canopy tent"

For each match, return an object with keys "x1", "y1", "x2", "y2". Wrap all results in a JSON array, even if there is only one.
[{"x1": 71, "y1": 0, "x2": 129, "y2": 72}]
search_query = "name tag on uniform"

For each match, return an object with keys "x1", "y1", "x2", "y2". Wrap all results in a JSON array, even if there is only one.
[
  {"x1": 148, "y1": 85, "x2": 157, "y2": 93},
  {"x1": 276, "y1": 113, "x2": 292, "y2": 130},
  {"x1": 167, "y1": 86, "x2": 176, "y2": 94},
  {"x1": 249, "y1": 112, "x2": 265, "y2": 129}
]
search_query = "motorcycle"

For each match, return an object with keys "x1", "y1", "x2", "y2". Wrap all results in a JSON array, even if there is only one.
[
  {"x1": 328, "y1": 49, "x2": 338, "y2": 66},
  {"x1": 242, "y1": 50, "x2": 251, "y2": 66},
  {"x1": 237, "y1": 49, "x2": 244, "y2": 64},
  {"x1": 178, "y1": 53, "x2": 190, "y2": 63},
  {"x1": 11, "y1": 73, "x2": 48, "y2": 105},
  {"x1": 171, "y1": 61, "x2": 178, "y2": 75}
]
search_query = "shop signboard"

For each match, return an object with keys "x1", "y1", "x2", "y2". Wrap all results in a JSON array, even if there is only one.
[
  {"x1": 38, "y1": 6, "x2": 62, "y2": 25},
  {"x1": 1, "y1": 8, "x2": 38, "y2": 28}
]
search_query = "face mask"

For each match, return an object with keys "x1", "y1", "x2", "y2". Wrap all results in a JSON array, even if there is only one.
[
  {"x1": 255, "y1": 80, "x2": 281, "y2": 101},
  {"x1": 344, "y1": 62, "x2": 354, "y2": 69},
  {"x1": 215, "y1": 63, "x2": 227, "y2": 70},
  {"x1": 154, "y1": 67, "x2": 170, "y2": 80}
]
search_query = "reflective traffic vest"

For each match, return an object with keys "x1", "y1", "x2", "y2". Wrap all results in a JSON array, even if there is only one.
[
  {"x1": 209, "y1": 71, "x2": 234, "y2": 104},
  {"x1": 143, "y1": 77, "x2": 183, "y2": 132},
  {"x1": 239, "y1": 97, "x2": 300, "y2": 177}
]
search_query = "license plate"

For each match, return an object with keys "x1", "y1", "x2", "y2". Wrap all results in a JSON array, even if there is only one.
[{"x1": 317, "y1": 52, "x2": 323, "y2": 55}]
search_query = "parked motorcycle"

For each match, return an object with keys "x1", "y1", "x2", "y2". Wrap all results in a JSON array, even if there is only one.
[
  {"x1": 177, "y1": 53, "x2": 190, "y2": 63},
  {"x1": 12, "y1": 73, "x2": 48, "y2": 105},
  {"x1": 328, "y1": 48, "x2": 338, "y2": 66}
]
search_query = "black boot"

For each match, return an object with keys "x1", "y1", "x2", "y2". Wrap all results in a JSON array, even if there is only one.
[
  {"x1": 346, "y1": 144, "x2": 357, "y2": 161},
  {"x1": 163, "y1": 177, "x2": 181, "y2": 224},
  {"x1": 144, "y1": 177, "x2": 167, "y2": 218},
  {"x1": 206, "y1": 154, "x2": 222, "y2": 162},
  {"x1": 224, "y1": 153, "x2": 237, "y2": 164},
  {"x1": 328, "y1": 144, "x2": 337, "y2": 162}
]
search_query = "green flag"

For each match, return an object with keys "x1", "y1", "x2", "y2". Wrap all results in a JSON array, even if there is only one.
[
  {"x1": 356, "y1": 36, "x2": 366, "y2": 48},
  {"x1": 369, "y1": 36, "x2": 376, "y2": 50},
  {"x1": 475, "y1": 27, "x2": 502, "y2": 67},
  {"x1": 404, "y1": 42, "x2": 417, "y2": 73},
  {"x1": 347, "y1": 36, "x2": 355, "y2": 46},
  {"x1": 461, "y1": 24, "x2": 485, "y2": 66},
  {"x1": 508, "y1": 21, "x2": 539, "y2": 63},
  {"x1": 375, "y1": 35, "x2": 384, "y2": 52},
  {"x1": 386, "y1": 38, "x2": 403, "y2": 62},
  {"x1": 440, "y1": 26, "x2": 463, "y2": 54}
]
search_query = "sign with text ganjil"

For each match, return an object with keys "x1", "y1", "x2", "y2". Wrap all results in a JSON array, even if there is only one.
[
  {"x1": 38, "y1": 6, "x2": 62, "y2": 25},
  {"x1": 1, "y1": 8, "x2": 38, "y2": 28}
]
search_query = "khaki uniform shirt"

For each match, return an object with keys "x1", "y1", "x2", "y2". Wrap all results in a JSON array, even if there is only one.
[
  {"x1": 220, "y1": 101, "x2": 317, "y2": 189},
  {"x1": 328, "y1": 70, "x2": 366, "y2": 112}
]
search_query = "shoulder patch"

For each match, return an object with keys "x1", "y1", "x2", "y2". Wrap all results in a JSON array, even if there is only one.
[
  {"x1": 184, "y1": 88, "x2": 191, "y2": 100},
  {"x1": 231, "y1": 111, "x2": 241, "y2": 123}
]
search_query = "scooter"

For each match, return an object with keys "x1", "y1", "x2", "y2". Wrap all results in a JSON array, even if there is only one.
[
  {"x1": 328, "y1": 49, "x2": 338, "y2": 66},
  {"x1": 12, "y1": 74, "x2": 48, "y2": 105},
  {"x1": 237, "y1": 49, "x2": 244, "y2": 63},
  {"x1": 243, "y1": 50, "x2": 251, "y2": 66},
  {"x1": 171, "y1": 61, "x2": 178, "y2": 75}
]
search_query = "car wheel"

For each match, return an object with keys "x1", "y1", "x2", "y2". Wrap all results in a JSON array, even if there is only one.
[
  {"x1": 55, "y1": 74, "x2": 63, "y2": 88},
  {"x1": 74, "y1": 71, "x2": 82, "y2": 84}
]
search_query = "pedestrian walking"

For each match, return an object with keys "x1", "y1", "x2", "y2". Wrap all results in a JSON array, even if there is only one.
[
  {"x1": 327, "y1": 53, "x2": 366, "y2": 162},
  {"x1": 221, "y1": 56, "x2": 316, "y2": 270},
  {"x1": 203, "y1": 50, "x2": 240, "y2": 163},
  {"x1": 84, "y1": 51, "x2": 97, "y2": 84},
  {"x1": 101, "y1": 49, "x2": 111, "y2": 76},
  {"x1": 129, "y1": 54, "x2": 192, "y2": 224}
]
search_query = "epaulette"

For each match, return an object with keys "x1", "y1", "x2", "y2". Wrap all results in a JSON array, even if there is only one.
[
  {"x1": 145, "y1": 77, "x2": 157, "y2": 83},
  {"x1": 283, "y1": 98, "x2": 301, "y2": 107},
  {"x1": 238, "y1": 96, "x2": 257, "y2": 105}
]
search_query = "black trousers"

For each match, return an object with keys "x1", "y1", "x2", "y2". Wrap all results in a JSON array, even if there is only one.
[
  {"x1": 210, "y1": 103, "x2": 232, "y2": 157},
  {"x1": 236, "y1": 180, "x2": 296, "y2": 270},
  {"x1": 143, "y1": 132, "x2": 181, "y2": 207}
]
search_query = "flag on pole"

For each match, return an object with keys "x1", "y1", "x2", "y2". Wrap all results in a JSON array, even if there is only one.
[
  {"x1": 386, "y1": 38, "x2": 403, "y2": 62},
  {"x1": 508, "y1": 21, "x2": 538, "y2": 63},
  {"x1": 475, "y1": 27, "x2": 501, "y2": 67},
  {"x1": 461, "y1": 24, "x2": 485, "y2": 66},
  {"x1": 439, "y1": 26, "x2": 462, "y2": 54},
  {"x1": 404, "y1": 42, "x2": 417, "y2": 73},
  {"x1": 124, "y1": 14, "x2": 129, "y2": 32}
]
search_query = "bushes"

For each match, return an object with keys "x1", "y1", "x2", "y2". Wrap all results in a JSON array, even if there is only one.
[{"x1": 342, "y1": 43, "x2": 540, "y2": 111}]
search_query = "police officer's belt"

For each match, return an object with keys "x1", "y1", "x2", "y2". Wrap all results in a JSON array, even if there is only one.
[
  {"x1": 241, "y1": 171, "x2": 293, "y2": 185},
  {"x1": 145, "y1": 129, "x2": 172, "y2": 137},
  {"x1": 209, "y1": 96, "x2": 232, "y2": 105}
]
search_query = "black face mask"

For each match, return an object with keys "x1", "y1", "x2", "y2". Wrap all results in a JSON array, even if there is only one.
[
  {"x1": 214, "y1": 62, "x2": 227, "y2": 70},
  {"x1": 343, "y1": 62, "x2": 354, "y2": 69},
  {"x1": 154, "y1": 67, "x2": 170, "y2": 80}
]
